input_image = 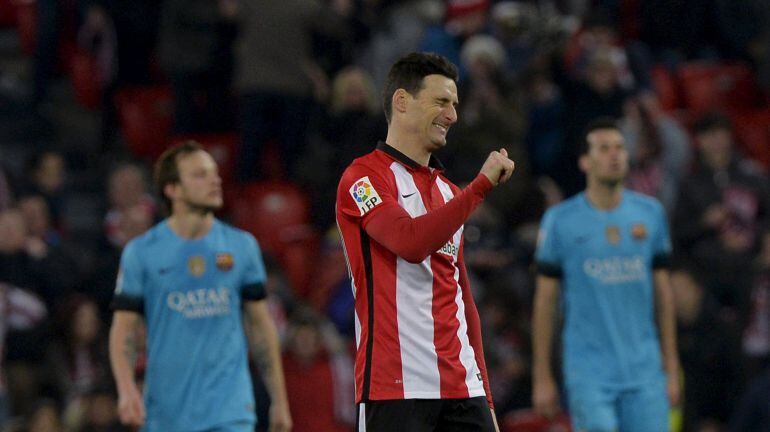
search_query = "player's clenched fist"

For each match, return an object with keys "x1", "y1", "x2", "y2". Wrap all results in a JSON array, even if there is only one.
[{"x1": 480, "y1": 148, "x2": 515, "y2": 185}]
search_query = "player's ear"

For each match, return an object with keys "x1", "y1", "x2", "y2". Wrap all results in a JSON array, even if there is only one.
[
  {"x1": 578, "y1": 154, "x2": 590, "y2": 173},
  {"x1": 164, "y1": 182, "x2": 179, "y2": 202},
  {"x1": 392, "y1": 89, "x2": 409, "y2": 117}
]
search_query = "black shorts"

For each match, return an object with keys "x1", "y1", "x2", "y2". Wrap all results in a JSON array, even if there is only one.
[{"x1": 356, "y1": 396, "x2": 496, "y2": 432}]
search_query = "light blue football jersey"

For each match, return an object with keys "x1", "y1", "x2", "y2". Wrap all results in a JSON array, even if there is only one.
[
  {"x1": 113, "y1": 220, "x2": 267, "y2": 432},
  {"x1": 535, "y1": 191, "x2": 672, "y2": 388}
]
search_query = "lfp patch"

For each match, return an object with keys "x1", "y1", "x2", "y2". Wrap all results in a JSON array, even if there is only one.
[{"x1": 350, "y1": 176, "x2": 382, "y2": 216}]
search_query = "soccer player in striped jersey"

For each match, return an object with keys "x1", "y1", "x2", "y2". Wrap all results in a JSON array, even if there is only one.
[
  {"x1": 335, "y1": 52, "x2": 515, "y2": 431},
  {"x1": 532, "y1": 117, "x2": 681, "y2": 432}
]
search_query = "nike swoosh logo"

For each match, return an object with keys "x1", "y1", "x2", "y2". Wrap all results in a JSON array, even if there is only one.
[{"x1": 401, "y1": 192, "x2": 417, "y2": 198}]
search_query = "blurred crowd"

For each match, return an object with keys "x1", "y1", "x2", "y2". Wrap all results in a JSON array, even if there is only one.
[{"x1": 0, "y1": 0, "x2": 769, "y2": 431}]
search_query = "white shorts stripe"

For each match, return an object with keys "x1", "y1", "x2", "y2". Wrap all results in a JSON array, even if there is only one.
[{"x1": 358, "y1": 403, "x2": 366, "y2": 432}]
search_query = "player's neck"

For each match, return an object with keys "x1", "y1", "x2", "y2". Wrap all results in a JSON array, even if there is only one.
[
  {"x1": 167, "y1": 211, "x2": 214, "y2": 240},
  {"x1": 585, "y1": 182, "x2": 624, "y2": 210},
  {"x1": 385, "y1": 127, "x2": 431, "y2": 166}
]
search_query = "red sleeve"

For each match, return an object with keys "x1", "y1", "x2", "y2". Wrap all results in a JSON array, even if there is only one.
[
  {"x1": 362, "y1": 174, "x2": 493, "y2": 263},
  {"x1": 458, "y1": 241, "x2": 494, "y2": 409}
]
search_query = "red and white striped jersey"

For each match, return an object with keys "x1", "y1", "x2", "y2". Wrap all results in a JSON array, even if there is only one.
[{"x1": 335, "y1": 142, "x2": 494, "y2": 407}]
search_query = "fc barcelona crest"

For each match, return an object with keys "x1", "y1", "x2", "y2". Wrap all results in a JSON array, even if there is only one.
[
  {"x1": 216, "y1": 253, "x2": 234, "y2": 271},
  {"x1": 631, "y1": 223, "x2": 647, "y2": 240},
  {"x1": 605, "y1": 225, "x2": 621, "y2": 245},
  {"x1": 188, "y1": 255, "x2": 206, "y2": 277}
]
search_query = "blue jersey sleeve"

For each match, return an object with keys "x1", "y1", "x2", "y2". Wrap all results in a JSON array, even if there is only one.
[
  {"x1": 652, "y1": 203, "x2": 672, "y2": 269},
  {"x1": 535, "y1": 209, "x2": 563, "y2": 278},
  {"x1": 112, "y1": 240, "x2": 145, "y2": 313},
  {"x1": 242, "y1": 234, "x2": 267, "y2": 301}
]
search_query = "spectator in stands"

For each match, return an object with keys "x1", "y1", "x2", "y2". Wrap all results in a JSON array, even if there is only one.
[
  {"x1": 26, "y1": 399, "x2": 62, "y2": 432},
  {"x1": 419, "y1": 0, "x2": 490, "y2": 82},
  {"x1": 729, "y1": 367, "x2": 770, "y2": 432},
  {"x1": 672, "y1": 263, "x2": 740, "y2": 431},
  {"x1": 619, "y1": 91, "x2": 692, "y2": 212},
  {"x1": 17, "y1": 194, "x2": 80, "y2": 300},
  {"x1": 558, "y1": 51, "x2": 631, "y2": 196},
  {"x1": 446, "y1": 34, "x2": 532, "y2": 224},
  {"x1": 282, "y1": 308, "x2": 354, "y2": 432},
  {"x1": 0, "y1": 282, "x2": 46, "y2": 428},
  {"x1": 23, "y1": 151, "x2": 67, "y2": 227},
  {"x1": 74, "y1": 385, "x2": 125, "y2": 432},
  {"x1": 228, "y1": 0, "x2": 351, "y2": 181},
  {"x1": 674, "y1": 113, "x2": 770, "y2": 309},
  {"x1": 742, "y1": 229, "x2": 770, "y2": 379},
  {"x1": 45, "y1": 296, "x2": 110, "y2": 417},
  {"x1": 300, "y1": 66, "x2": 385, "y2": 230},
  {"x1": 157, "y1": 0, "x2": 235, "y2": 134},
  {"x1": 103, "y1": 163, "x2": 155, "y2": 249}
]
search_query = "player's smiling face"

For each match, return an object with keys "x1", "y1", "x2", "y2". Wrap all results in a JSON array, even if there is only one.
[
  {"x1": 582, "y1": 128, "x2": 628, "y2": 184},
  {"x1": 172, "y1": 150, "x2": 223, "y2": 213},
  {"x1": 406, "y1": 74, "x2": 458, "y2": 151}
]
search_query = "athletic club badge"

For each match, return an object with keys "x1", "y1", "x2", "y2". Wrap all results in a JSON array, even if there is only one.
[
  {"x1": 605, "y1": 225, "x2": 621, "y2": 245},
  {"x1": 216, "y1": 253, "x2": 234, "y2": 271},
  {"x1": 188, "y1": 255, "x2": 206, "y2": 277},
  {"x1": 350, "y1": 176, "x2": 383, "y2": 216}
]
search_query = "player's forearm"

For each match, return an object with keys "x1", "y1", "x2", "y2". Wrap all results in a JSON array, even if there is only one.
[
  {"x1": 654, "y1": 272, "x2": 680, "y2": 375},
  {"x1": 532, "y1": 277, "x2": 558, "y2": 382},
  {"x1": 247, "y1": 318, "x2": 290, "y2": 407},
  {"x1": 364, "y1": 174, "x2": 492, "y2": 263},
  {"x1": 109, "y1": 319, "x2": 140, "y2": 393}
]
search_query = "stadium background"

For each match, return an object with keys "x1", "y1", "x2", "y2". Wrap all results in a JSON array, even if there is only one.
[{"x1": 0, "y1": 0, "x2": 768, "y2": 430}]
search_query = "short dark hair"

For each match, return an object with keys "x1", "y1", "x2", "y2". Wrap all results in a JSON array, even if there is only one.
[
  {"x1": 580, "y1": 116, "x2": 620, "y2": 155},
  {"x1": 382, "y1": 52, "x2": 459, "y2": 123},
  {"x1": 693, "y1": 112, "x2": 732, "y2": 136},
  {"x1": 154, "y1": 141, "x2": 204, "y2": 214}
]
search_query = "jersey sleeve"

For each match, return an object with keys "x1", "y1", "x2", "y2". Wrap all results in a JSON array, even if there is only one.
[
  {"x1": 652, "y1": 202, "x2": 673, "y2": 269},
  {"x1": 336, "y1": 163, "x2": 399, "y2": 225},
  {"x1": 241, "y1": 234, "x2": 268, "y2": 301},
  {"x1": 535, "y1": 209, "x2": 563, "y2": 278},
  {"x1": 111, "y1": 240, "x2": 146, "y2": 313}
]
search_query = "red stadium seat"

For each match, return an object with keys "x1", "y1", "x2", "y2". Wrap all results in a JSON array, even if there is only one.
[
  {"x1": 115, "y1": 86, "x2": 173, "y2": 160},
  {"x1": 502, "y1": 410, "x2": 571, "y2": 432},
  {"x1": 70, "y1": 49, "x2": 101, "y2": 109},
  {"x1": 651, "y1": 65, "x2": 679, "y2": 112},
  {"x1": 15, "y1": 0, "x2": 35, "y2": 56},
  {"x1": 731, "y1": 109, "x2": 770, "y2": 170},
  {"x1": 677, "y1": 62, "x2": 760, "y2": 115},
  {"x1": 279, "y1": 235, "x2": 319, "y2": 299},
  {"x1": 0, "y1": 0, "x2": 17, "y2": 26},
  {"x1": 229, "y1": 181, "x2": 312, "y2": 258}
]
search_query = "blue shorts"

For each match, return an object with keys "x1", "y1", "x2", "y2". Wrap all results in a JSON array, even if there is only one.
[
  {"x1": 566, "y1": 379, "x2": 669, "y2": 432},
  {"x1": 143, "y1": 420, "x2": 254, "y2": 432}
]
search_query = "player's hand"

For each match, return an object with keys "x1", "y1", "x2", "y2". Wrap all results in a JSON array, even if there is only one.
[
  {"x1": 666, "y1": 375, "x2": 681, "y2": 407},
  {"x1": 532, "y1": 376, "x2": 560, "y2": 419},
  {"x1": 117, "y1": 384, "x2": 145, "y2": 427},
  {"x1": 269, "y1": 402, "x2": 292, "y2": 432},
  {"x1": 479, "y1": 148, "x2": 515, "y2": 186}
]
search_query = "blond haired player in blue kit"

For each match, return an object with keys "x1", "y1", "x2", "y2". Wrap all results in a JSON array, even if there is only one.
[
  {"x1": 109, "y1": 142, "x2": 292, "y2": 432},
  {"x1": 532, "y1": 118, "x2": 681, "y2": 432}
]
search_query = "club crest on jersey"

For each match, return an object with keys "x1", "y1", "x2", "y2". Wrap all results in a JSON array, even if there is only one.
[
  {"x1": 631, "y1": 223, "x2": 647, "y2": 240},
  {"x1": 605, "y1": 225, "x2": 621, "y2": 245},
  {"x1": 350, "y1": 176, "x2": 382, "y2": 216},
  {"x1": 188, "y1": 255, "x2": 206, "y2": 277},
  {"x1": 216, "y1": 253, "x2": 234, "y2": 271}
]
